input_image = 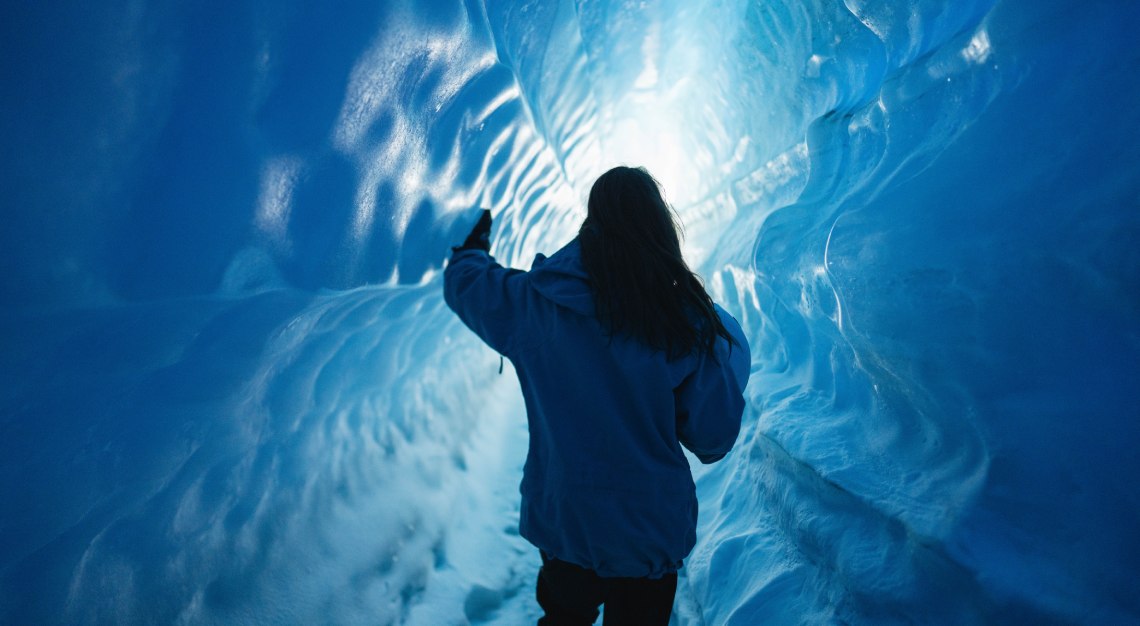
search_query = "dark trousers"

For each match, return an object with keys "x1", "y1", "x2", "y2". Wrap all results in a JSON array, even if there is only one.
[{"x1": 536, "y1": 552, "x2": 678, "y2": 626}]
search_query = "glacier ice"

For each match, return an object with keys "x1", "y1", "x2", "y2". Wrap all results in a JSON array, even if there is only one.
[{"x1": 2, "y1": 0, "x2": 1138, "y2": 623}]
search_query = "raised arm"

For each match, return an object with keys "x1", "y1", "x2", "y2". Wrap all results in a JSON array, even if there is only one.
[{"x1": 443, "y1": 249, "x2": 526, "y2": 355}]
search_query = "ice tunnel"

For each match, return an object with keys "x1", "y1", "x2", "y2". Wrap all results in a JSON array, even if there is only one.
[{"x1": 2, "y1": 0, "x2": 1139, "y2": 623}]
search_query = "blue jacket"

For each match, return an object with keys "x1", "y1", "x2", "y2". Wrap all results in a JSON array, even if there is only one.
[{"x1": 444, "y1": 238, "x2": 749, "y2": 578}]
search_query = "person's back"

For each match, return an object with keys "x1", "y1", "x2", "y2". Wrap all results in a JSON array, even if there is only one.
[{"x1": 444, "y1": 166, "x2": 750, "y2": 625}]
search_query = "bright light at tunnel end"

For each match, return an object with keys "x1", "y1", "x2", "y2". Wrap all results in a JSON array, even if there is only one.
[{"x1": 607, "y1": 111, "x2": 700, "y2": 209}]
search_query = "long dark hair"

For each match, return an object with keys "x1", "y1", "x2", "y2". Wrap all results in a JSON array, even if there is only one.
[{"x1": 579, "y1": 166, "x2": 734, "y2": 358}]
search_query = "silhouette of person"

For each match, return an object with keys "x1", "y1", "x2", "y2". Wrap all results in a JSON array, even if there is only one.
[{"x1": 444, "y1": 166, "x2": 750, "y2": 625}]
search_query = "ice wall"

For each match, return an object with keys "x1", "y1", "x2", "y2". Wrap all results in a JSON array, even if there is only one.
[{"x1": 2, "y1": 0, "x2": 1139, "y2": 624}]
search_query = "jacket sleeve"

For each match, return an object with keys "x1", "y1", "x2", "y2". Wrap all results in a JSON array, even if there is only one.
[
  {"x1": 443, "y1": 248, "x2": 526, "y2": 356},
  {"x1": 676, "y1": 306, "x2": 751, "y2": 464}
]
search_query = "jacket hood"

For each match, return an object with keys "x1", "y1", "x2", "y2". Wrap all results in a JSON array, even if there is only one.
[{"x1": 528, "y1": 238, "x2": 595, "y2": 316}]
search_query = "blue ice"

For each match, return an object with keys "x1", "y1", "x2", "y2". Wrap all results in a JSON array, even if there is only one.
[{"x1": 2, "y1": 0, "x2": 1138, "y2": 623}]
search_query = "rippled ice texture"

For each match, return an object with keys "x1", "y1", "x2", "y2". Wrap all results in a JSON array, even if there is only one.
[{"x1": 2, "y1": 0, "x2": 1139, "y2": 624}]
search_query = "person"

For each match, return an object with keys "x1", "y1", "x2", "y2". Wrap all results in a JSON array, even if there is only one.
[{"x1": 444, "y1": 166, "x2": 750, "y2": 625}]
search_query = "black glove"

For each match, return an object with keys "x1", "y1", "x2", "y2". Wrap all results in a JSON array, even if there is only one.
[{"x1": 453, "y1": 209, "x2": 492, "y2": 253}]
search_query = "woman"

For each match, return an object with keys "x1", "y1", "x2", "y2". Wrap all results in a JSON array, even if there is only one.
[{"x1": 444, "y1": 166, "x2": 749, "y2": 625}]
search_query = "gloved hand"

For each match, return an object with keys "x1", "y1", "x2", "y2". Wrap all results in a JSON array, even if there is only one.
[{"x1": 453, "y1": 209, "x2": 492, "y2": 253}]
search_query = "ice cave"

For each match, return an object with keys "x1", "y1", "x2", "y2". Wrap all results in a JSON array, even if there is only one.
[{"x1": 2, "y1": 0, "x2": 1138, "y2": 623}]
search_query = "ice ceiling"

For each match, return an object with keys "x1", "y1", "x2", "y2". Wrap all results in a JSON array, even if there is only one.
[{"x1": 2, "y1": 0, "x2": 1139, "y2": 624}]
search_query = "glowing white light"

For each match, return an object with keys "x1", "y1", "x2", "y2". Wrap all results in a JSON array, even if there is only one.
[
  {"x1": 605, "y1": 109, "x2": 699, "y2": 207},
  {"x1": 962, "y1": 29, "x2": 991, "y2": 64},
  {"x1": 806, "y1": 54, "x2": 826, "y2": 78},
  {"x1": 594, "y1": 26, "x2": 709, "y2": 209}
]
